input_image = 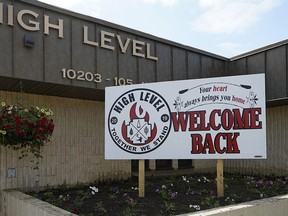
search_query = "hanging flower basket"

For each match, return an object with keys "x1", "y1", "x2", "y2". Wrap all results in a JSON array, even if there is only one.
[{"x1": 0, "y1": 102, "x2": 55, "y2": 159}]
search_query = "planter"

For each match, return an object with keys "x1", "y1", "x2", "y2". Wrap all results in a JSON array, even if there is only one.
[
  {"x1": 1, "y1": 190, "x2": 288, "y2": 216},
  {"x1": 0, "y1": 102, "x2": 54, "y2": 159}
]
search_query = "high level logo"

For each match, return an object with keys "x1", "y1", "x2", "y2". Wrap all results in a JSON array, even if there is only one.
[
  {"x1": 108, "y1": 89, "x2": 171, "y2": 154},
  {"x1": 123, "y1": 103, "x2": 157, "y2": 144}
]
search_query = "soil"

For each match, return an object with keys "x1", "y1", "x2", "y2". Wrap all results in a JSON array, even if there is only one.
[{"x1": 27, "y1": 172, "x2": 288, "y2": 216}]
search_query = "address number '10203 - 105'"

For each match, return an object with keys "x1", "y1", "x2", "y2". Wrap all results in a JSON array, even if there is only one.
[{"x1": 61, "y1": 68, "x2": 133, "y2": 86}]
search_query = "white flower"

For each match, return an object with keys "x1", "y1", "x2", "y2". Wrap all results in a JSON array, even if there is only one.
[
  {"x1": 89, "y1": 186, "x2": 99, "y2": 195},
  {"x1": 1, "y1": 102, "x2": 5, "y2": 106},
  {"x1": 189, "y1": 205, "x2": 201, "y2": 210}
]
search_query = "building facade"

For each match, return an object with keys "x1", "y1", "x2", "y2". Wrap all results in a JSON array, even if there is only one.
[{"x1": 0, "y1": 0, "x2": 288, "y2": 190}]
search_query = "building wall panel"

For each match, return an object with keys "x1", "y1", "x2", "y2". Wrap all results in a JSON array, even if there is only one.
[
  {"x1": 172, "y1": 47, "x2": 187, "y2": 80},
  {"x1": 232, "y1": 58, "x2": 247, "y2": 75},
  {"x1": 187, "y1": 52, "x2": 201, "y2": 79},
  {"x1": 71, "y1": 19, "x2": 97, "y2": 89},
  {"x1": 96, "y1": 25, "x2": 118, "y2": 89},
  {"x1": 201, "y1": 56, "x2": 214, "y2": 78},
  {"x1": 213, "y1": 59, "x2": 226, "y2": 77},
  {"x1": 0, "y1": 1, "x2": 13, "y2": 77},
  {"x1": 139, "y1": 55, "x2": 156, "y2": 83},
  {"x1": 44, "y1": 11, "x2": 72, "y2": 85},
  {"x1": 230, "y1": 44, "x2": 288, "y2": 101},
  {"x1": 156, "y1": 43, "x2": 172, "y2": 81},
  {"x1": 13, "y1": 2, "x2": 44, "y2": 81},
  {"x1": 247, "y1": 53, "x2": 265, "y2": 74},
  {"x1": 266, "y1": 46, "x2": 287, "y2": 100},
  {"x1": 138, "y1": 38, "x2": 157, "y2": 83},
  {"x1": 118, "y1": 32, "x2": 138, "y2": 85}
]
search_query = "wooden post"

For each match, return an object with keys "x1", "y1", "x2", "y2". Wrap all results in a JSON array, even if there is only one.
[
  {"x1": 216, "y1": 159, "x2": 224, "y2": 197},
  {"x1": 138, "y1": 159, "x2": 145, "y2": 197}
]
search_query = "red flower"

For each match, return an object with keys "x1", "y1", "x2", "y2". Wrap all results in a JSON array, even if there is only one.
[
  {"x1": 48, "y1": 122, "x2": 55, "y2": 133},
  {"x1": 14, "y1": 116, "x2": 21, "y2": 124}
]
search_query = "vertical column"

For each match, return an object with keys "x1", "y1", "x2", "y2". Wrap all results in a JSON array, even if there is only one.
[
  {"x1": 172, "y1": 160, "x2": 178, "y2": 170},
  {"x1": 149, "y1": 160, "x2": 156, "y2": 170}
]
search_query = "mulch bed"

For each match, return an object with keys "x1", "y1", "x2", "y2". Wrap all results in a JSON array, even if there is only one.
[{"x1": 27, "y1": 173, "x2": 288, "y2": 216}]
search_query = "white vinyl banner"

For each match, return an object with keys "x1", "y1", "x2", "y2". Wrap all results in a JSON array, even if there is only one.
[{"x1": 105, "y1": 74, "x2": 266, "y2": 159}]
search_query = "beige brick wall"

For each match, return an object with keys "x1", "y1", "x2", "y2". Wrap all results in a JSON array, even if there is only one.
[{"x1": 0, "y1": 91, "x2": 131, "y2": 190}]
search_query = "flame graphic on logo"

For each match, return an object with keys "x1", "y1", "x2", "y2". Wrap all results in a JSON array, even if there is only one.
[{"x1": 122, "y1": 103, "x2": 157, "y2": 145}]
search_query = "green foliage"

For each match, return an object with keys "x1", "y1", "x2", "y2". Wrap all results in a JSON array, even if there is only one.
[
  {"x1": 122, "y1": 207, "x2": 137, "y2": 216},
  {"x1": 94, "y1": 202, "x2": 107, "y2": 214},
  {"x1": 161, "y1": 200, "x2": 176, "y2": 214},
  {"x1": 201, "y1": 195, "x2": 220, "y2": 208},
  {"x1": 245, "y1": 175, "x2": 288, "y2": 198}
]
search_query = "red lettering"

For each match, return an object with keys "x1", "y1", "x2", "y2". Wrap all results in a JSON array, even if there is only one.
[
  {"x1": 226, "y1": 132, "x2": 240, "y2": 153},
  {"x1": 233, "y1": 109, "x2": 246, "y2": 129},
  {"x1": 199, "y1": 111, "x2": 210, "y2": 130},
  {"x1": 250, "y1": 108, "x2": 262, "y2": 129},
  {"x1": 221, "y1": 109, "x2": 233, "y2": 130},
  {"x1": 214, "y1": 133, "x2": 226, "y2": 154},
  {"x1": 210, "y1": 109, "x2": 221, "y2": 130},
  {"x1": 189, "y1": 112, "x2": 201, "y2": 131},
  {"x1": 172, "y1": 107, "x2": 262, "y2": 132},
  {"x1": 172, "y1": 112, "x2": 188, "y2": 132},
  {"x1": 190, "y1": 133, "x2": 240, "y2": 154},
  {"x1": 202, "y1": 133, "x2": 215, "y2": 154},
  {"x1": 191, "y1": 134, "x2": 203, "y2": 154}
]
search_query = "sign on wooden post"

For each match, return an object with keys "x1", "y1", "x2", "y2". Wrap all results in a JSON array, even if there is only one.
[
  {"x1": 105, "y1": 74, "x2": 266, "y2": 160},
  {"x1": 105, "y1": 74, "x2": 266, "y2": 198}
]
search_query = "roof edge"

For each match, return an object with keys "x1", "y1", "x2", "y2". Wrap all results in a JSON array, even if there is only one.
[{"x1": 230, "y1": 39, "x2": 288, "y2": 61}]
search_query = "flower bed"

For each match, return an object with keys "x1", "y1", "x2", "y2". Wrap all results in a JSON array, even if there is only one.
[{"x1": 27, "y1": 173, "x2": 288, "y2": 215}]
